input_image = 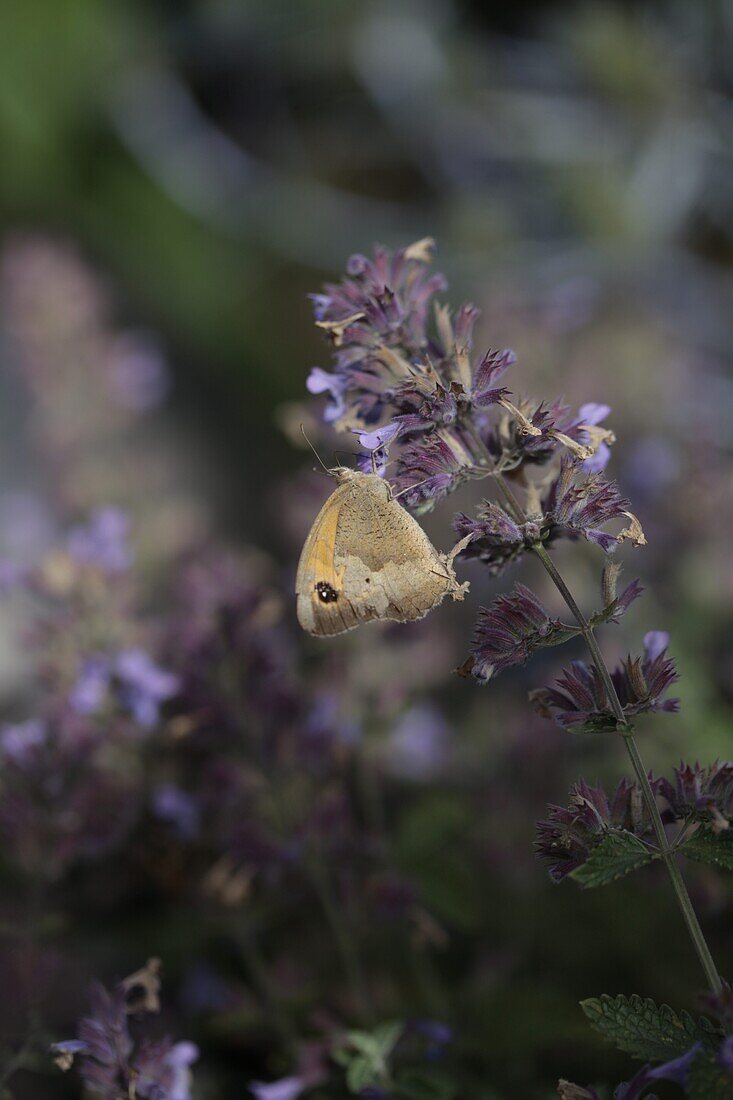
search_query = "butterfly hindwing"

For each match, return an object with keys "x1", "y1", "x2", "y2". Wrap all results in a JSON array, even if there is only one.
[{"x1": 296, "y1": 471, "x2": 467, "y2": 637}]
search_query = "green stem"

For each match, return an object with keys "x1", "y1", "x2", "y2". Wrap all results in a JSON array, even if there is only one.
[
  {"x1": 307, "y1": 852, "x2": 373, "y2": 1023},
  {"x1": 458, "y1": 422, "x2": 721, "y2": 994},
  {"x1": 530, "y1": 538, "x2": 722, "y2": 997}
]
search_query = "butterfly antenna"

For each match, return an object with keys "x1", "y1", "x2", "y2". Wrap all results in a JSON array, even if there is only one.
[
  {"x1": 300, "y1": 424, "x2": 332, "y2": 475},
  {"x1": 392, "y1": 476, "x2": 432, "y2": 501}
]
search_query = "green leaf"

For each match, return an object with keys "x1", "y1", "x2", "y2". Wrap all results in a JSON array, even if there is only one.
[
  {"x1": 336, "y1": 1021, "x2": 404, "y2": 1094},
  {"x1": 346, "y1": 1056, "x2": 379, "y2": 1093},
  {"x1": 687, "y1": 1050, "x2": 733, "y2": 1100},
  {"x1": 581, "y1": 993, "x2": 715, "y2": 1062},
  {"x1": 542, "y1": 623, "x2": 582, "y2": 648},
  {"x1": 682, "y1": 828, "x2": 733, "y2": 871},
  {"x1": 570, "y1": 831, "x2": 654, "y2": 888}
]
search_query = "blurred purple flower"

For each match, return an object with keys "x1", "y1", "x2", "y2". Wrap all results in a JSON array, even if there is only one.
[
  {"x1": 0, "y1": 719, "x2": 46, "y2": 765},
  {"x1": 0, "y1": 718, "x2": 136, "y2": 876},
  {"x1": 108, "y1": 333, "x2": 170, "y2": 412},
  {"x1": 250, "y1": 1076, "x2": 305, "y2": 1100},
  {"x1": 719, "y1": 1036, "x2": 733, "y2": 1070},
  {"x1": 624, "y1": 438, "x2": 680, "y2": 496},
  {"x1": 386, "y1": 705, "x2": 449, "y2": 781},
  {"x1": 69, "y1": 649, "x2": 179, "y2": 729},
  {"x1": 70, "y1": 657, "x2": 111, "y2": 715},
  {"x1": 67, "y1": 508, "x2": 131, "y2": 573},
  {"x1": 152, "y1": 784, "x2": 200, "y2": 839},
  {"x1": 116, "y1": 649, "x2": 180, "y2": 729}
]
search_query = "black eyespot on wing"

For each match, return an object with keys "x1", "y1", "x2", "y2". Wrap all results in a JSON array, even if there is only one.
[{"x1": 315, "y1": 581, "x2": 339, "y2": 603}]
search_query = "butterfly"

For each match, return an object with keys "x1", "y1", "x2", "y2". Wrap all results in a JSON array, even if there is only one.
[{"x1": 296, "y1": 468, "x2": 470, "y2": 636}]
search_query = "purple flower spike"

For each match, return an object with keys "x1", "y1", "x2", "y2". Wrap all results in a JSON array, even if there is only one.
[
  {"x1": 545, "y1": 459, "x2": 645, "y2": 553},
  {"x1": 533, "y1": 636, "x2": 679, "y2": 732},
  {"x1": 453, "y1": 502, "x2": 528, "y2": 575},
  {"x1": 54, "y1": 967, "x2": 197, "y2": 1099},
  {"x1": 468, "y1": 584, "x2": 563, "y2": 683},
  {"x1": 657, "y1": 761, "x2": 733, "y2": 833},
  {"x1": 391, "y1": 431, "x2": 476, "y2": 512},
  {"x1": 471, "y1": 348, "x2": 515, "y2": 407},
  {"x1": 536, "y1": 777, "x2": 659, "y2": 882}
]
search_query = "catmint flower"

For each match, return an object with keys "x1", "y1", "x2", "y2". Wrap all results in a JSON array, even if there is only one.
[
  {"x1": 532, "y1": 632, "x2": 679, "y2": 732},
  {"x1": 453, "y1": 463, "x2": 645, "y2": 575},
  {"x1": 453, "y1": 502, "x2": 528, "y2": 574},
  {"x1": 464, "y1": 584, "x2": 576, "y2": 684},
  {"x1": 657, "y1": 761, "x2": 733, "y2": 834},
  {"x1": 52, "y1": 965, "x2": 197, "y2": 1100},
  {"x1": 543, "y1": 459, "x2": 645, "y2": 552},
  {"x1": 390, "y1": 430, "x2": 480, "y2": 512},
  {"x1": 67, "y1": 508, "x2": 131, "y2": 574},
  {"x1": 309, "y1": 241, "x2": 615, "y2": 516},
  {"x1": 483, "y1": 396, "x2": 614, "y2": 471},
  {"x1": 536, "y1": 777, "x2": 657, "y2": 882}
]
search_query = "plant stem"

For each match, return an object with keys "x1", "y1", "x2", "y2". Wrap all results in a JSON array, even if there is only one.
[
  {"x1": 459, "y1": 423, "x2": 722, "y2": 993},
  {"x1": 306, "y1": 851, "x2": 373, "y2": 1023},
  {"x1": 529, "y1": 537, "x2": 723, "y2": 997}
]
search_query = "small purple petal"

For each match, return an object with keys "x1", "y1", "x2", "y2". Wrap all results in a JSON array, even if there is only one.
[
  {"x1": 69, "y1": 657, "x2": 111, "y2": 715},
  {"x1": 152, "y1": 785, "x2": 199, "y2": 840},
  {"x1": 578, "y1": 403, "x2": 611, "y2": 425},
  {"x1": 643, "y1": 631, "x2": 669, "y2": 662},
  {"x1": 0, "y1": 720, "x2": 46, "y2": 765},
  {"x1": 67, "y1": 509, "x2": 131, "y2": 573},
  {"x1": 583, "y1": 441, "x2": 611, "y2": 474},
  {"x1": 354, "y1": 422, "x2": 401, "y2": 451}
]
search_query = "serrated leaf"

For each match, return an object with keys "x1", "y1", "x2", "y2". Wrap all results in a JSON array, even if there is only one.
[
  {"x1": 570, "y1": 831, "x2": 654, "y2": 888},
  {"x1": 682, "y1": 828, "x2": 733, "y2": 871},
  {"x1": 687, "y1": 1051, "x2": 733, "y2": 1100},
  {"x1": 581, "y1": 993, "x2": 711, "y2": 1062},
  {"x1": 346, "y1": 1055, "x2": 378, "y2": 1093},
  {"x1": 541, "y1": 624, "x2": 582, "y2": 648},
  {"x1": 372, "y1": 1021, "x2": 403, "y2": 1055}
]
